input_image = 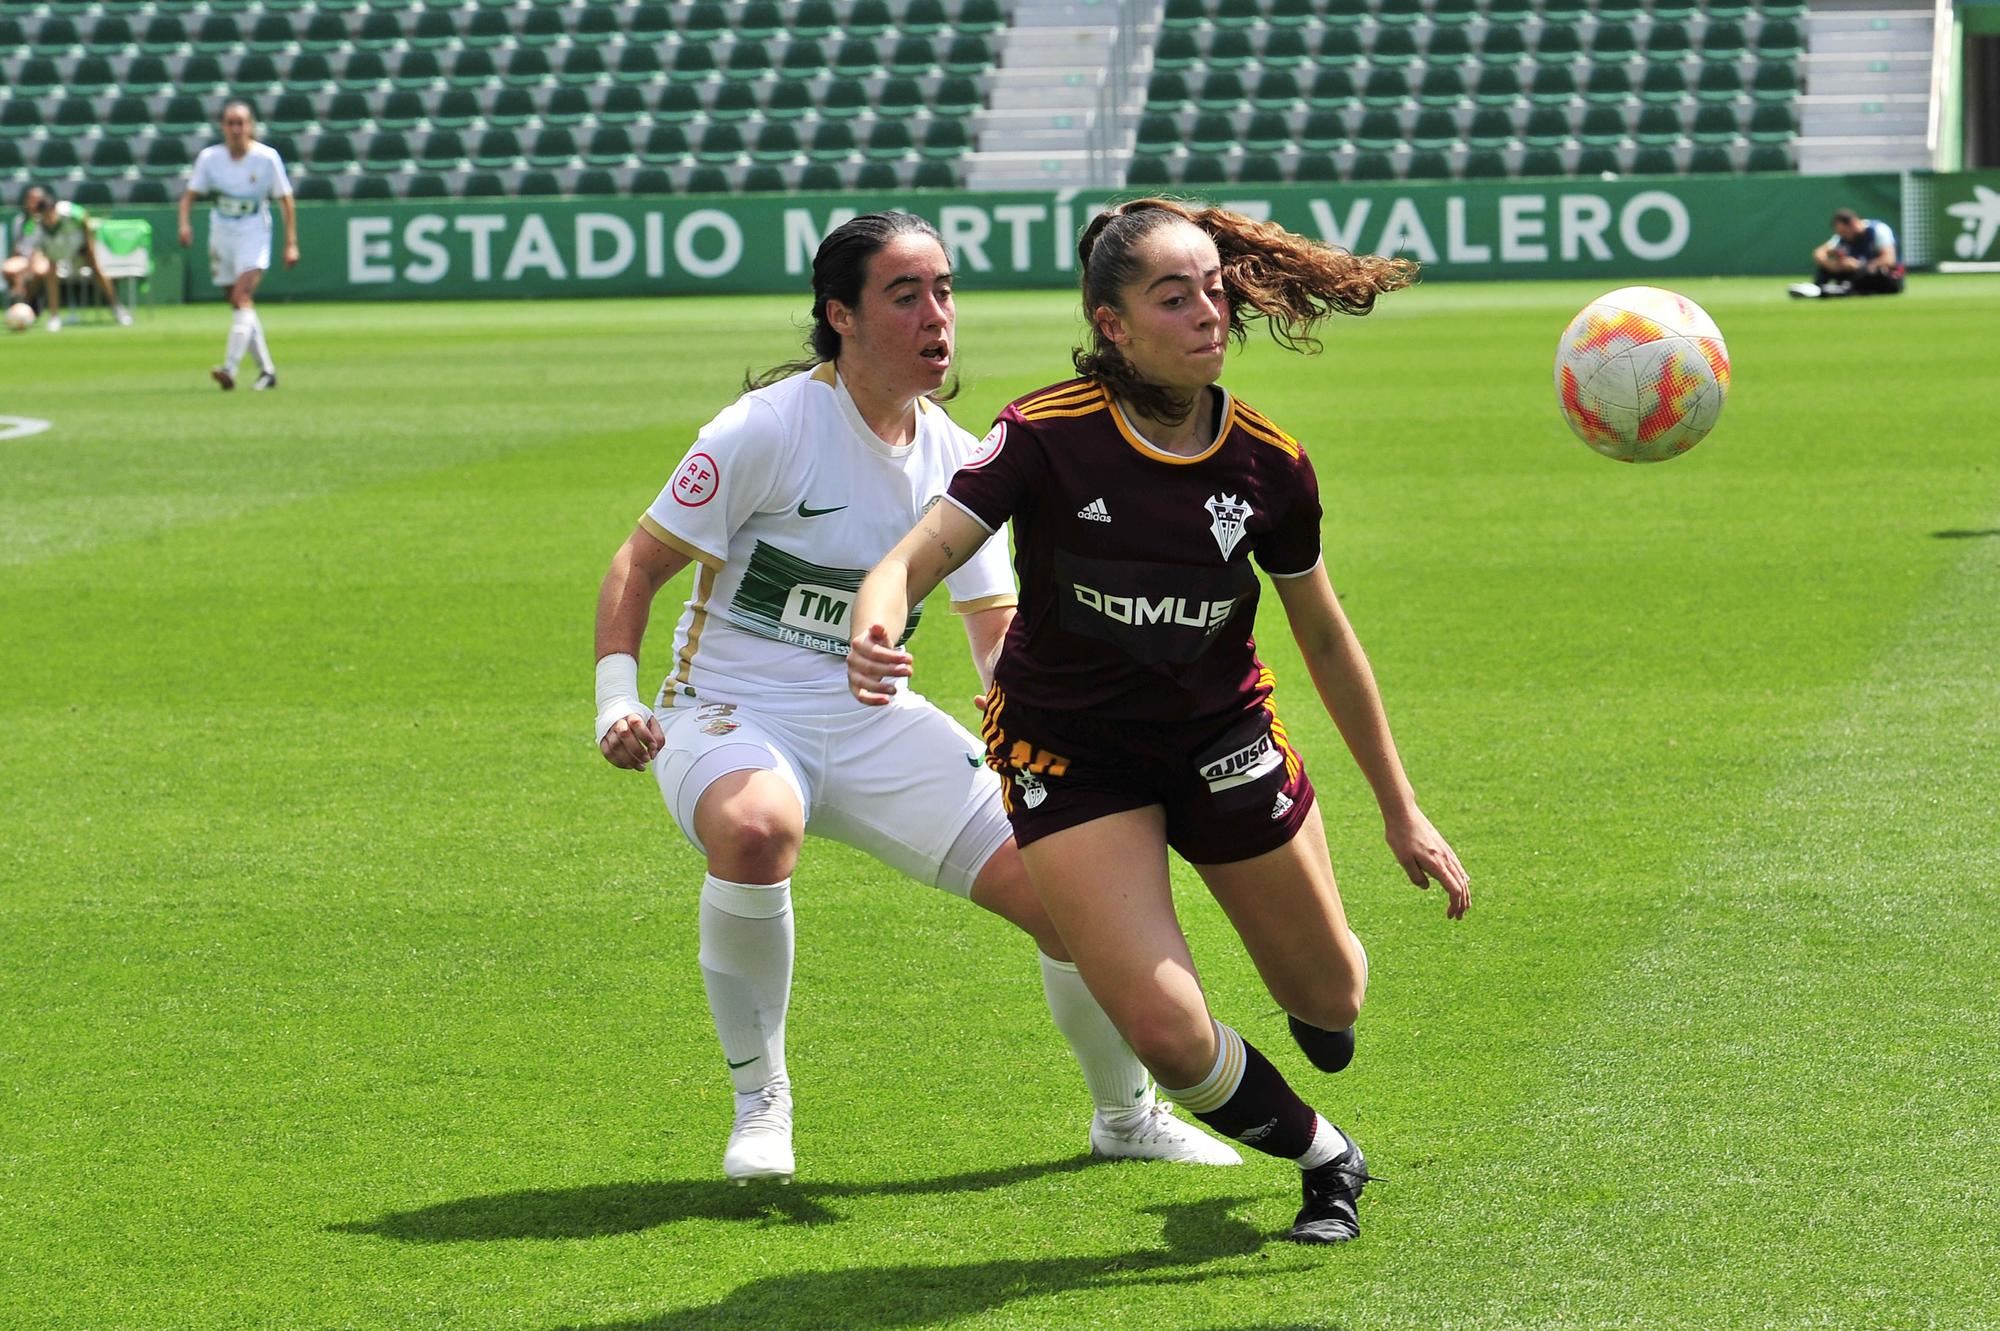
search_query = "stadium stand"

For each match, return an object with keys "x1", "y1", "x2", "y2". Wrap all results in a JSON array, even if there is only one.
[
  {"x1": 1133, "y1": 0, "x2": 1803, "y2": 184},
  {"x1": 0, "y1": 0, "x2": 1010, "y2": 202}
]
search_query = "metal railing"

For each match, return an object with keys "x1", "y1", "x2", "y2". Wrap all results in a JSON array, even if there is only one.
[
  {"x1": 1086, "y1": 1, "x2": 1157, "y2": 188},
  {"x1": 1925, "y1": 0, "x2": 1954, "y2": 167}
]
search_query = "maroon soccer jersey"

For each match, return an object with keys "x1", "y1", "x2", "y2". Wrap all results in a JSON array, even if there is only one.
[{"x1": 946, "y1": 377, "x2": 1322, "y2": 722}]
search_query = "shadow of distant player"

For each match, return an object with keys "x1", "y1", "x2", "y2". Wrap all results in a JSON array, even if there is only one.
[
  {"x1": 545, "y1": 1197, "x2": 1353, "y2": 1331},
  {"x1": 330, "y1": 1157, "x2": 1103, "y2": 1240},
  {"x1": 1932, "y1": 529, "x2": 2000, "y2": 539}
]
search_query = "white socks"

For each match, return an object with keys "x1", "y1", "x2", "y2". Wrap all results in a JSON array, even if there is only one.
[
  {"x1": 698, "y1": 873, "x2": 793, "y2": 1095},
  {"x1": 1039, "y1": 952, "x2": 1155, "y2": 1122},
  {"x1": 246, "y1": 310, "x2": 273, "y2": 374},
  {"x1": 1297, "y1": 1115, "x2": 1348, "y2": 1170},
  {"x1": 223, "y1": 307, "x2": 254, "y2": 374}
]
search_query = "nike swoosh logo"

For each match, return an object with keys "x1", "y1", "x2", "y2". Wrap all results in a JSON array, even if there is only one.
[
  {"x1": 726, "y1": 1056, "x2": 760, "y2": 1069},
  {"x1": 797, "y1": 502, "x2": 847, "y2": 518},
  {"x1": 966, "y1": 754, "x2": 983, "y2": 767}
]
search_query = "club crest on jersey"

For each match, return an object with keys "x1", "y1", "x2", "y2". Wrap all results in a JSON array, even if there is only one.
[
  {"x1": 965, "y1": 420, "x2": 1006, "y2": 470},
  {"x1": 672, "y1": 451, "x2": 720, "y2": 507},
  {"x1": 1013, "y1": 769, "x2": 1048, "y2": 809},
  {"x1": 1205, "y1": 493, "x2": 1252, "y2": 559},
  {"x1": 697, "y1": 702, "x2": 740, "y2": 736}
]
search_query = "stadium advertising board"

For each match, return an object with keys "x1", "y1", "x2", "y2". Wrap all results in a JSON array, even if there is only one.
[
  {"x1": 146, "y1": 173, "x2": 1898, "y2": 300},
  {"x1": 1933, "y1": 171, "x2": 2000, "y2": 271}
]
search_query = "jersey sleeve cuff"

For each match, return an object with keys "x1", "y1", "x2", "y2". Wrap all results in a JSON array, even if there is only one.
[
  {"x1": 638, "y1": 514, "x2": 724, "y2": 571},
  {"x1": 941, "y1": 493, "x2": 996, "y2": 533},
  {"x1": 1264, "y1": 553, "x2": 1324, "y2": 580},
  {"x1": 950, "y1": 593, "x2": 1018, "y2": 615}
]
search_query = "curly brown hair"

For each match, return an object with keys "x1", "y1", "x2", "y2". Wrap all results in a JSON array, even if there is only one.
[{"x1": 1073, "y1": 197, "x2": 1417, "y2": 426}]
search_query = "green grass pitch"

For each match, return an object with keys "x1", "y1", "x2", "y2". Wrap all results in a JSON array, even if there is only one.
[{"x1": 4, "y1": 276, "x2": 1997, "y2": 1331}]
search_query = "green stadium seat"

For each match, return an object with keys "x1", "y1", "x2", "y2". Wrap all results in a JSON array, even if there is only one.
[
  {"x1": 786, "y1": 0, "x2": 838, "y2": 38},
  {"x1": 544, "y1": 86, "x2": 591, "y2": 125},
  {"x1": 394, "y1": 50, "x2": 443, "y2": 89},
  {"x1": 263, "y1": 134, "x2": 301, "y2": 167},
  {"x1": 1406, "y1": 150, "x2": 1452, "y2": 179},
  {"x1": 1590, "y1": 23, "x2": 1638, "y2": 61},
  {"x1": 1486, "y1": 0, "x2": 1532, "y2": 22},
  {"x1": 1353, "y1": 109, "x2": 1401, "y2": 150},
  {"x1": 516, "y1": 170, "x2": 562, "y2": 198},
  {"x1": 71, "y1": 55, "x2": 118, "y2": 95},
  {"x1": 462, "y1": 10, "x2": 511, "y2": 50},
  {"x1": 1349, "y1": 151, "x2": 1396, "y2": 182},
  {"x1": 1243, "y1": 110, "x2": 1290, "y2": 152},
  {"x1": 696, "y1": 124, "x2": 744, "y2": 164},
  {"x1": 1426, "y1": 26, "x2": 1474, "y2": 65},
  {"x1": 1597, "y1": 0, "x2": 1642, "y2": 19},
  {"x1": 416, "y1": 130, "x2": 466, "y2": 170},
  {"x1": 0, "y1": 101, "x2": 43, "y2": 138},
  {"x1": 286, "y1": 52, "x2": 334, "y2": 90},
  {"x1": 1690, "y1": 104, "x2": 1739, "y2": 143},
  {"x1": 1298, "y1": 109, "x2": 1345, "y2": 150},
  {"x1": 1540, "y1": 0, "x2": 1588, "y2": 20},
  {"x1": 470, "y1": 129, "x2": 521, "y2": 169},
  {"x1": 321, "y1": 93, "x2": 369, "y2": 131},
  {"x1": 1127, "y1": 155, "x2": 1173, "y2": 187},
  {"x1": 1748, "y1": 103, "x2": 1796, "y2": 142},
  {"x1": 457, "y1": 172, "x2": 507, "y2": 200},
  {"x1": 1252, "y1": 69, "x2": 1302, "y2": 108},
  {"x1": 574, "y1": 7, "x2": 619, "y2": 45},
  {"x1": 850, "y1": 0, "x2": 897, "y2": 36},
  {"x1": 743, "y1": 122, "x2": 795, "y2": 164},
  {"x1": 739, "y1": 164, "x2": 785, "y2": 193},
  {"x1": 1519, "y1": 147, "x2": 1565, "y2": 177},
  {"x1": 1467, "y1": 108, "x2": 1513, "y2": 147},
  {"x1": 181, "y1": 54, "x2": 228, "y2": 93},
  {"x1": 1479, "y1": 25, "x2": 1527, "y2": 65},
  {"x1": 1698, "y1": 21, "x2": 1748, "y2": 62},
  {"x1": 1307, "y1": 67, "x2": 1358, "y2": 107},
  {"x1": 865, "y1": 120, "x2": 915, "y2": 161},
  {"x1": 1649, "y1": 0, "x2": 1697, "y2": 19},
  {"x1": 942, "y1": 35, "x2": 995, "y2": 73},
  {"x1": 245, "y1": 13, "x2": 291, "y2": 53},
  {"x1": 1267, "y1": 0, "x2": 1314, "y2": 25},
  {"x1": 678, "y1": 3, "x2": 729, "y2": 40},
  {"x1": 105, "y1": 94, "x2": 151, "y2": 137},
  {"x1": 778, "y1": 39, "x2": 827, "y2": 79},
  {"x1": 1473, "y1": 66, "x2": 1522, "y2": 104},
  {"x1": 1148, "y1": 72, "x2": 1192, "y2": 110},
  {"x1": 1292, "y1": 152, "x2": 1338, "y2": 182},
  {"x1": 1213, "y1": 0, "x2": 1261, "y2": 28},
  {"x1": 1640, "y1": 63, "x2": 1688, "y2": 102},
  {"x1": 526, "y1": 128, "x2": 575, "y2": 168},
  {"x1": 403, "y1": 174, "x2": 450, "y2": 200},
  {"x1": 86, "y1": 14, "x2": 135, "y2": 55},
  {"x1": 789, "y1": 161, "x2": 836, "y2": 190},
  {"x1": 123, "y1": 56, "x2": 171, "y2": 95},
  {"x1": 1154, "y1": 30, "x2": 1199, "y2": 70},
  {"x1": 1462, "y1": 148, "x2": 1509, "y2": 178},
  {"x1": 888, "y1": 36, "x2": 937, "y2": 75},
  {"x1": 614, "y1": 47, "x2": 669, "y2": 88},
  {"x1": 878, "y1": 77, "x2": 924, "y2": 116},
  {"x1": 140, "y1": 136, "x2": 188, "y2": 178},
  {"x1": 1704, "y1": 0, "x2": 1751, "y2": 18},
  {"x1": 342, "y1": 51, "x2": 390, "y2": 91},
  {"x1": 362, "y1": 132, "x2": 412, "y2": 171},
  {"x1": 31, "y1": 14, "x2": 79, "y2": 52},
  {"x1": 1323, "y1": 0, "x2": 1370, "y2": 25},
  {"x1": 1585, "y1": 65, "x2": 1633, "y2": 103},
  {"x1": 561, "y1": 47, "x2": 608, "y2": 86},
  {"x1": 1134, "y1": 113, "x2": 1178, "y2": 156},
  {"x1": 299, "y1": 12, "x2": 345, "y2": 53},
  {"x1": 1578, "y1": 106, "x2": 1626, "y2": 145},
  {"x1": 11, "y1": 57, "x2": 61, "y2": 97},
  {"x1": 86, "y1": 138, "x2": 135, "y2": 178},
  {"x1": 411, "y1": 10, "x2": 458, "y2": 48},
  {"x1": 955, "y1": 0, "x2": 1007, "y2": 34},
  {"x1": 1576, "y1": 145, "x2": 1621, "y2": 174},
  {"x1": 1646, "y1": 22, "x2": 1693, "y2": 61},
  {"x1": 763, "y1": 81, "x2": 812, "y2": 120},
  {"x1": 139, "y1": 15, "x2": 188, "y2": 54},
  {"x1": 1522, "y1": 107, "x2": 1569, "y2": 146},
  {"x1": 1688, "y1": 144, "x2": 1735, "y2": 174},
  {"x1": 226, "y1": 52, "x2": 278, "y2": 96},
  {"x1": 503, "y1": 49, "x2": 552, "y2": 88},
  {"x1": 920, "y1": 118, "x2": 969, "y2": 159},
  {"x1": 709, "y1": 83, "x2": 757, "y2": 121},
  {"x1": 630, "y1": 166, "x2": 675, "y2": 195},
  {"x1": 807, "y1": 121, "x2": 855, "y2": 162},
  {"x1": 486, "y1": 87, "x2": 535, "y2": 127},
  {"x1": 1751, "y1": 61, "x2": 1798, "y2": 102},
  {"x1": 1634, "y1": 105, "x2": 1682, "y2": 144},
  {"x1": 292, "y1": 176, "x2": 336, "y2": 202},
  {"x1": 720, "y1": 42, "x2": 770, "y2": 81},
  {"x1": 376, "y1": 90, "x2": 425, "y2": 129},
  {"x1": 1719, "y1": 143, "x2": 1777, "y2": 176},
  {"x1": 431, "y1": 88, "x2": 479, "y2": 129},
  {"x1": 1186, "y1": 111, "x2": 1232, "y2": 153},
  {"x1": 934, "y1": 75, "x2": 980, "y2": 116},
  {"x1": 1205, "y1": 29, "x2": 1255, "y2": 70},
  {"x1": 517, "y1": 8, "x2": 564, "y2": 47},
  {"x1": 1180, "y1": 155, "x2": 1228, "y2": 187},
  {"x1": 71, "y1": 179, "x2": 114, "y2": 206},
  {"x1": 308, "y1": 132, "x2": 357, "y2": 172},
  {"x1": 1362, "y1": 68, "x2": 1410, "y2": 107},
  {"x1": 852, "y1": 161, "x2": 901, "y2": 190},
  {"x1": 1419, "y1": 67, "x2": 1467, "y2": 107},
  {"x1": 1411, "y1": 109, "x2": 1456, "y2": 148},
  {"x1": 913, "y1": 159, "x2": 960, "y2": 190},
  {"x1": 1316, "y1": 27, "x2": 1364, "y2": 66},
  {"x1": 1529, "y1": 66, "x2": 1577, "y2": 104},
  {"x1": 830, "y1": 39, "x2": 879, "y2": 78},
  {"x1": 652, "y1": 84, "x2": 700, "y2": 123},
  {"x1": 1534, "y1": 26, "x2": 1581, "y2": 63},
  {"x1": 1376, "y1": 0, "x2": 1424, "y2": 26},
  {"x1": 1238, "y1": 155, "x2": 1284, "y2": 184},
  {"x1": 160, "y1": 93, "x2": 208, "y2": 135},
  {"x1": 1433, "y1": 0, "x2": 1479, "y2": 22},
  {"x1": 1258, "y1": 28, "x2": 1311, "y2": 69},
  {"x1": 1161, "y1": 0, "x2": 1207, "y2": 29},
  {"x1": 1754, "y1": 21, "x2": 1804, "y2": 60},
  {"x1": 902, "y1": 0, "x2": 950, "y2": 35},
  {"x1": 641, "y1": 124, "x2": 690, "y2": 164},
  {"x1": 1696, "y1": 63, "x2": 1743, "y2": 101},
  {"x1": 1631, "y1": 145, "x2": 1679, "y2": 174},
  {"x1": 1371, "y1": 27, "x2": 1419, "y2": 66},
  {"x1": 356, "y1": 11, "x2": 402, "y2": 50},
  {"x1": 1197, "y1": 72, "x2": 1246, "y2": 110}
]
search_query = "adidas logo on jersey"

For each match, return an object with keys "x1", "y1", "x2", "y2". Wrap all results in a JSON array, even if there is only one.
[
  {"x1": 1076, "y1": 498, "x2": 1112, "y2": 523},
  {"x1": 1271, "y1": 790, "x2": 1295, "y2": 820}
]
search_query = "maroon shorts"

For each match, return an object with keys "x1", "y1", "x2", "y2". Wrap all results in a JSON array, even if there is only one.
[{"x1": 978, "y1": 686, "x2": 1316, "y2": 865}]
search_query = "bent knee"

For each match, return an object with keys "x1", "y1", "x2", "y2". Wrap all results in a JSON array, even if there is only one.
[
  {"x1": 1286, "y1": 984, "x2": 1363, "y2": 1034},
  {"x1": 1123, "y1": 1007, "x2": 1221, "y2": 1086}
]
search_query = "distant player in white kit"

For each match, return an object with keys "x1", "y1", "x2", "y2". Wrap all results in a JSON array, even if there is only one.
[{"x1": 177, "y1": 102, "x2": 299, "y2": 391}]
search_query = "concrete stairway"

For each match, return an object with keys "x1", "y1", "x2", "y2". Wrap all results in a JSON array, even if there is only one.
[
  {"x1": 960, "y1": 0, "x2": 1151, "y2": 189},
  {"x1": 1795, "y1": 0, "x2": 1939, "y2": 173}
]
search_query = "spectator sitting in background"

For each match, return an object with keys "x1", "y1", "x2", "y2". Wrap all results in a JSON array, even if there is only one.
[
  {"x1": 3, "y1": 185, "x2": 134, "y2": 331},
  {"x1": 1790, "y1": 208, "x2": 1905, "y2": 299}
]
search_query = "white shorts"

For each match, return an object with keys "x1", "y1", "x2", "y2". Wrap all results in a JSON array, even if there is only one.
[
  {"x1": 209, "y1": 221, "x2": 271, "y2": 286},
  {"x1": 652, "y1": 691, "x2": 1012, "y2": 896}
]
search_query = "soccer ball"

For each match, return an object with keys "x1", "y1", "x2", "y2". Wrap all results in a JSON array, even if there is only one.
[
  {"x1": 4, "y1": 302, "x2": 34, "y2": 333},
  {"x1": 1554, "y1": 286, "x2": 1730, "y2": 463}
]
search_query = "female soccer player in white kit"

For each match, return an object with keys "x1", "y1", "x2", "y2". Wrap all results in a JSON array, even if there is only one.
[
  {"x1": 177, "y1": 101, "x2": 299, "y2": 391},
  {"x1": 593, "y1": 213, "x2": 1238, "y2": 1182}
]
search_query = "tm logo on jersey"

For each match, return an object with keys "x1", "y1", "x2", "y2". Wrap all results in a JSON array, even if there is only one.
[{"x1": 1205, "y1": 493, "x2": 1252, "y2": 559}]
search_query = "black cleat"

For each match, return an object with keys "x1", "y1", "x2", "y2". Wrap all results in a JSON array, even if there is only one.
[
  {"x1": 1289, "y1": 1015, "x2": 1356, "y2": 1072},
  {"x1": 1288, "y1": 1132, "x2": 1370, "y2": 1244},
  {"x1": 253, "y1": 371, "x2": 278, "y2": 391},
  {"x1": 211, "y1": 366, "x2": 235, "y2": 391}
]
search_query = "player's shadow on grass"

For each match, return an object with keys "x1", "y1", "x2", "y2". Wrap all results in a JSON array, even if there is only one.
[
  {"x1": 546, "y1": 1197, "x2": 1354, "y2": 1331},
  {"x1": 330, "y1": 1156, "x2": 1101, "y2": 1241},
  {"x1": 1932, "y1": 528, "x2": 2000, "y2": 539}
]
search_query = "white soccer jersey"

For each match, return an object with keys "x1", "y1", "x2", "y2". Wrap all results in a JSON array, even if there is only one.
[
  {"x1": 640, "y1": 363, "x2": 1016, "y2": 714},
  {"x1": 186, "y1": 142, "x2": 292, "y2": 225}
]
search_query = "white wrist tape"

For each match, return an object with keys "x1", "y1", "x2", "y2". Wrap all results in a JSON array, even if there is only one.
[{"x1": 594, "y1": 652, "x2": 653, "y2": 744}]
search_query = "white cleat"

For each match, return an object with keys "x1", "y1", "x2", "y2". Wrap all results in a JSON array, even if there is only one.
[
  {"x1": 723, "y1": 1080, "x2": 794, "y2": 1185},
  {"x1": 45, "y1": 315, "x2": 62, "y2": 332},
  {"x1": 1787, "y1": 283, "x2": 1822, "y2": 299},
  {"x1": 113, "y1": 305, "x2": 133, "y2": 327},
  {"x1": 1090, "y1": 1101, "x2": 1242, "y2": 1165}
]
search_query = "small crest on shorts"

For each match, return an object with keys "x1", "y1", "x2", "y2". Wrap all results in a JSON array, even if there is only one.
[
  {"x1": 1204, "y1": 493, "x2": 1252, "y2": 559},
  {"x1": 1013, "y1": 769, "x2": 1048, "y2": 809},
  {"x1": 697, "y1": 702, "x2": 740, "y2": 735}
]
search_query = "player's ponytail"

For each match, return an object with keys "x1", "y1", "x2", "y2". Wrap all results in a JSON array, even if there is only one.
[
  {"x1": 1073, "y1": 197, "x2": 1418, "y2": 424},
  {"x1": 746, "y1": 211, "x2": 957, "y2": 400}
]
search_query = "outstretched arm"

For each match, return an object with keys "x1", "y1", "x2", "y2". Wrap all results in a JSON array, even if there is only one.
[
  {"x1": 849, "y1": 500, "x2": 988, "y2": 706},
  {"x1": 1272, "y1": 565, "x2": 1471, "y2": 918},
  {"x1": 593, "y1": 525, "x2": 691, "y2": 770}
]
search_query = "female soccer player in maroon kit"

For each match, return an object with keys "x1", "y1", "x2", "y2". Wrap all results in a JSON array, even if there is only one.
[{"x1": 850, "y1": 198, "x2": 1471, "y2": 1244}]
